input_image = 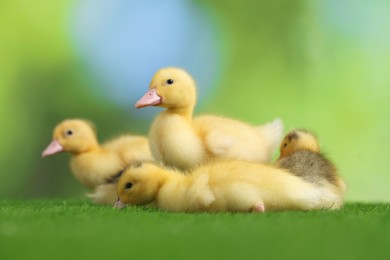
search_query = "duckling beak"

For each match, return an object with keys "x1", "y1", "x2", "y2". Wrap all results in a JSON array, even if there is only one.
[
  {"x1": 42, "y1": 139, "x2": 64, "y2": 157},
  {"x1": 114, "y1": 198, "x2": 126, "y2": 209},
  {"x1": 135, "y1": 88, "x2": 162, "y2": 108}
]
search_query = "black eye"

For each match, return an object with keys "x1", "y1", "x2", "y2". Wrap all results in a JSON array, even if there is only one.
[
  {"x1": 125, "y1": 182, "x2": 133, "y2": 189},
  {"x1": 166, "y1": 79, "x2": 174, "y2": 85},
  {"x1": 283, "y1": 143, "x2": 288, "y2": 147},
  {"x1": 66, "y1": 130, "x2": 73, "y2": 136}
]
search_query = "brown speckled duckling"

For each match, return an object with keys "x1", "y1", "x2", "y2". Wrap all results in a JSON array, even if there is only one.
[{"x1": 276, "y1": 130, "x2": 346, "y2": 200}]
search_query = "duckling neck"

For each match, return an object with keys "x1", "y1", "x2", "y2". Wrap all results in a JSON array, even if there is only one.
[
  {"x1": 158, "y1": 169, "x2": 187, "y2": 189},
  {"x1": 156, "y1": 171, "x2": 189, "y2": 211},
  {"x1": 72, "y1": 139, "x2": 101, "y2": 155},
  {"x1": 166, "y1": 106, "x2": 194, "y2": 120}
]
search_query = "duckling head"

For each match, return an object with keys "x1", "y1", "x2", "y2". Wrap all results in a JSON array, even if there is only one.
[
  {"x1": 42, "y1": 119, "x2": 99, "y2": 157},
  {"x1": 280, "y1": 129, "x2": 320, "y2": 157},
  {"x1": 116, "y1": 162, "x2": 163, "y2": 207},
  {"x1": 135, "y1": 67, "x2": 197, "y2": 111}
]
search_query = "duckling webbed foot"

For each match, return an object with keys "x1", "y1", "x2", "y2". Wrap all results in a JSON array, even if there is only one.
[{"x1": 252, "y1": 203, "x2": 265, "y2": 213}]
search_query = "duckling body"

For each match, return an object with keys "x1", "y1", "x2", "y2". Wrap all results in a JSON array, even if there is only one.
[
  {"x1": 136, "y1": 68, "x2": 283, "y2": 170},
  {"x1": 69, "y1": 135, "x2": 151, "y2": 188},
  {"x1": 42, "y1": 119, "x2": 153, "y2": 204},
  {"x1": 115, "y1": 160, "x2": 342, "y2": 213},
  {"x1": 149, "y1": 111, "x2": 205, "y2": 170},
  {"x1": 276, "y1": 130, "x2": 346, "y2": 197}
]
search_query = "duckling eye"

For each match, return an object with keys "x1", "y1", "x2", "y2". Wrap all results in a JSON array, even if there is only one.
[
  {"x1": 66, "y1": 130, "x2": 73, "y2": 136},
  {"x1": 283, "y1": 143, "x2": 288, "y2": 147},
  {"x1": 125, "y1": 182, "x2": 133, "y2": 189},
  {"x1": 166, "y1": 79, "x2": 174, "y2": 85}
]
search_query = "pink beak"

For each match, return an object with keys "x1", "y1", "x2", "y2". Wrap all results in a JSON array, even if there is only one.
[
  {"x1": 114, "y1": 199, "x2": 126, "y2": 209},
  {"x1": 42, "y1": 139, "x2": 64, "y2": 157},
  {"x1": 135, "y1": 88, "x2": 162, "y2": 108}
]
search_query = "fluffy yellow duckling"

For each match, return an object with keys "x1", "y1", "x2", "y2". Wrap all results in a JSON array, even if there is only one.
[
  {"x1": 276, "y1": 130, "x2": 346, "y2": 197},
  {"x1": 42, "y1": 119, "x2": 153, "y2": 204},
  {"x1": 114, "y1": 160, "x2": 342, "y2": 212},
  {"x1": 135, "y1": 67, "x2": 283, "y2": 170}
]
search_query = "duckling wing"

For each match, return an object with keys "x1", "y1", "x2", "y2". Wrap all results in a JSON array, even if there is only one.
[
  {"x1": 70, "y1": 152, "x2": 124, "y2": 188},
  {"x1": 187, "y1": 174, "x2": 216, "y2": 209},
  {"x1": 194, "y1": 116, "x2": 283, "y2": 163}
]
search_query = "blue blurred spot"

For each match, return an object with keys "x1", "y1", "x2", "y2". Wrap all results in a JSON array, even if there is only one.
[
  {"x1": 321, "y1": 0, "x2": 390, "y2": 47},
  {"x1": 71, "y1": 0, "x2": 221, "y2": 118}
]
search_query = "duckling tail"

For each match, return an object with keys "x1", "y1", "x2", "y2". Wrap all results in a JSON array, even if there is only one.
[{"x1": 259, "y1": 118, "x2": 284, "y2": 153}]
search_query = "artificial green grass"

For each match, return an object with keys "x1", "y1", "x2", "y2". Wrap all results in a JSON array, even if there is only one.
[{"x1": 1, "y1": 200, "x2": 389, "y2": 260}]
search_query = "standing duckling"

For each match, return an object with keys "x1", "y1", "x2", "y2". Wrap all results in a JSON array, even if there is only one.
[
  {"x1": 276, "y1": 129, "x2": 346, "y2": 198},
  {"x1": 114, "y1": 160, "x2": 343, "y2": 212},
  {"x1": 135, "y1": 67, "x2": 283, "y2": 171},
  {"x1": 42, "y1": 119, "x2": 153, "y2": 204}
]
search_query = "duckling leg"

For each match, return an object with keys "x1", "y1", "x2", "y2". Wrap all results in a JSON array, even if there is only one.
[{"x1": 251, "y1": 203, "x2": 265, "y2": 213}]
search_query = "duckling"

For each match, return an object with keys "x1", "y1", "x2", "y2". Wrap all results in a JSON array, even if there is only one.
[
  {"x1": 275, "y1": 129, "x2": 346, "y2": 197},
  {"x1": 42, "y1": 119, "x2": 153, "y2": 204},
  {"x1": 135, "y1": 67, "x2": 283, "y2": 171},
  {"x1": 114, "y1": 160, "x2": 343, "y2": 212}
]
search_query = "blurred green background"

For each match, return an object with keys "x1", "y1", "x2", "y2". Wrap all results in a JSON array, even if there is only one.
[{"x1": 0, "y1": 0, "x2": 389, "y2": 202}]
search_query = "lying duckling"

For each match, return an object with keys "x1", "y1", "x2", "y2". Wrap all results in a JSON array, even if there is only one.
[
  {"x1": 42, "y1": 119, "x2": 153, "y2": 204},
  {"x1": 276, "y1": 130, "x2": 346, "y2": 197},
  {"x1": 134, "y1": 67, "x2": 283, "y2": 171},
  {"x1": 114, "y1": 160, "x2": 342, "y2": 212}
]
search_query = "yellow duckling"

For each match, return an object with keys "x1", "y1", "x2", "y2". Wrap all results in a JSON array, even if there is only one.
[
  {"x1": 276, "y1": 129, "x2": 346, "y2": 198},
  {"x1": 114, "y1": 160, "x2": 342, "y2": 212},
  {"x1": 42, "y1": 119, "x2": 153, "y2": 204},
  {"x1": 135, "y1": 67, "x2": 283, "y2": 170}
]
